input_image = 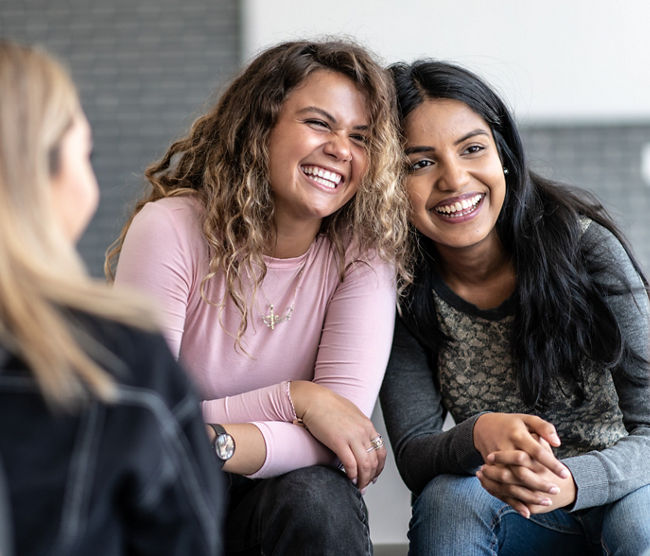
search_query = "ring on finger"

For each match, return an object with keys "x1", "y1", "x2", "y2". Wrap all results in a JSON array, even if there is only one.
[{"x1": 365, "y1": 434, "x2": 384, "y2": 452}]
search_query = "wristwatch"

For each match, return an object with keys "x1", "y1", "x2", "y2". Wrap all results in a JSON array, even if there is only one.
[{"x1": 209, "y1": 423, "x2": 235, "y2": 466}]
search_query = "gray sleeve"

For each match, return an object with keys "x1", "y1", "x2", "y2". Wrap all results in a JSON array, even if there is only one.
[
  {"x1": 563, "y1": 222, "x2": 650, "y2": 511},
  {"x1": 379, "y1": 315, "x2": 484, "y2": 495}
]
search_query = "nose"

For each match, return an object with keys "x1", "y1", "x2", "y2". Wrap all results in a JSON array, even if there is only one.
[
  {"x1": 323, "y1": 132, "x2": 352, "y2": 162},
  {"x1": 436, "y1": 159, "x2": 469, "y2": 192}
]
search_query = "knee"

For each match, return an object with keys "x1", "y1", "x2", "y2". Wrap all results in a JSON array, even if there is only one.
[{"x1": 270, "y1": 466, "x2": 368, "y2": 540}]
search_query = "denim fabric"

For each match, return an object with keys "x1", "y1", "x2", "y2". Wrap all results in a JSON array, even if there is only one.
[
  {"x1": 224, "y1": 465, "x2": 372, "y2": 555},
  {"x1": 408, "y1": 475, "x2": 650, "y2": 556},
  {"x1": 0, "y1": 317, "x2": 225, "y2": 555}
]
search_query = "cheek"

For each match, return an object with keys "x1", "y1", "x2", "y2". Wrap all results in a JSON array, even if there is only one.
[
  {"x1": 71, "y1": 166, "x2": 100, "y2": 236},
  {"x1": 406, "y1": 178, "x2": 428, "y2": 208}
]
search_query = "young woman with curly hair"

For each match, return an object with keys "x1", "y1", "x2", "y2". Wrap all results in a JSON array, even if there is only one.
[
  {"x1": 107, "y1": 39, "x2": 411, "y2": 555},
  {"x1": 380, "y1": 60, "x2": 650, "y2": 555}
]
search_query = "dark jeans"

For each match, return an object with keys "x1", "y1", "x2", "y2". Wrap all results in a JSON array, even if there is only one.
[{"x1": 224, "y1": 465, "x2": 372, "y2": 556}]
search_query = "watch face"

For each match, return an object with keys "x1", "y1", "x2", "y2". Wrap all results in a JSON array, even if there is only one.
[{"x1": 215, "y1": 433, "x2": 235, "y2": 461}]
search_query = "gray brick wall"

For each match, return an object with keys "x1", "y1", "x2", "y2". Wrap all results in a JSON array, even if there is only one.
[
  {"x1": 1, "y1": 0, "x2": 241, "y2": 276},
  {"x1": 521, "y1": 124, "x2": 650, "y2": 276}
]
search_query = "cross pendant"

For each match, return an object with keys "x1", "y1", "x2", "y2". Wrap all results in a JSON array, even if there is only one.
[{"x1": 263, "y1": 304, "x2": 281, "y2": 330}]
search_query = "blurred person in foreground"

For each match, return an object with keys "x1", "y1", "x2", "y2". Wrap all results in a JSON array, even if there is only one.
[{"x1": 0, "y1": 40, "x2": 224, "y2": 556}]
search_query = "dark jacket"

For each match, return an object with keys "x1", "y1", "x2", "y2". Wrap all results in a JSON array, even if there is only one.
[{"x1": 0, "y1": 315, "x2": 224, "y2": 555}]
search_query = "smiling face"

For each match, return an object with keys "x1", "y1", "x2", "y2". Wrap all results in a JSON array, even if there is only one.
[
  {"x1": 50, "y1": 112, "x2": 99, "y2": 242},
  {"x1": 403, "y1": 98, "x2": 506, "y2": 257},
  {"x1": 267, "y1": 69, "x2": 369, "y2": 235}
]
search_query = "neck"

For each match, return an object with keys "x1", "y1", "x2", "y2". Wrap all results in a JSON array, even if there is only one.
[
  {"x1": 265, "y1": 219, "x2": 321, "y2": 259},
  {"x1": 435, "y1": 234, "x2": 516, "y2": 309}
]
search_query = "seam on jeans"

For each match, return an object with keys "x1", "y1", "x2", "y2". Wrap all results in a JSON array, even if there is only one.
[
  {"x1": 353, "y1": 487, "x2": 372, "y2": 556},
  {"x1": 527, "y1": 512, "x2": 585, "y2": 536},
  {"x1": 490, "y1": 505, "x2": 514, "y2": 556}
]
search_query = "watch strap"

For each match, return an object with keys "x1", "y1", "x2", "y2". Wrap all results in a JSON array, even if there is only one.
[{"x1": 208, "y1": 423, "x2": 228, "y2": 438}]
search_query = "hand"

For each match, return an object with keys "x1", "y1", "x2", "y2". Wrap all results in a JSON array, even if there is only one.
[
  {"x1": 473, "y1": 413, "x2": 570, "y2": 480},
  {"x1": 290, "y1": 380, "x2": 386, "y2": 490},
  {"x1": 477, "y1": 440, "x2": 576, "y2": 518}
]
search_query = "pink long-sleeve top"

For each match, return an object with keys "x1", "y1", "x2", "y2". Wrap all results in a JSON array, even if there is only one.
[{"x1": 114, "y1": 196, "x2": 397, "y2": 478}]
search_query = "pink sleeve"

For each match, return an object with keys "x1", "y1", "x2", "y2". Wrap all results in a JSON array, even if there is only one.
[
  {"x1": 201, "y1": 382, "x2": 296, "y2": 424},
  {"x1": 114, "y1": 201, "x2": 193, "y2": 358},
  {"x1": 249, "y1": 256, "x2": 397, "y2": 478}
]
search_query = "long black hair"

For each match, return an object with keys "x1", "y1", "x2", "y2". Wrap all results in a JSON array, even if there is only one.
[{"x1": 391, "y1": 60, "x2": 649, "y2": 408}]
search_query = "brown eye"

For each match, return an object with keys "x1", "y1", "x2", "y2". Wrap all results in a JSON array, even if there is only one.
[{"x1": 410, "y1": 159, "x2": 433, "y2": 172}]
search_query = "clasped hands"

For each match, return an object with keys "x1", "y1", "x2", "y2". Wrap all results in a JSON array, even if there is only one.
[
  {"x1": 473, "y1": 413, "x2": 576, "y2": 518},
  {"x1": 290, "y1": 380, "x2": 386, "y2": 492}
]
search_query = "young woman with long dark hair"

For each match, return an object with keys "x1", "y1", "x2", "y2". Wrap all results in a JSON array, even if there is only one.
[{"x1": 380, "y1": 59, "x2": 650, "y2": 555}]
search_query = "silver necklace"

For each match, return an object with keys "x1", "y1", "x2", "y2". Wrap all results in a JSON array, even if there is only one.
[{"x1": 260, "y1": 263, "x2": 306, "y2": 330}]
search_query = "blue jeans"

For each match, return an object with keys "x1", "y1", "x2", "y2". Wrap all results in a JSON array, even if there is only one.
[
  {"x1": 224, "y1": 465, "x2": 372, "y2": 555},
  {"x1": 409, "y1": 474, "x2": 650, "y2": 556}
]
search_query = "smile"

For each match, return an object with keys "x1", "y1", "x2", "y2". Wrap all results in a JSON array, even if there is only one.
[
  {"x1": 301, "y1": 165, "x2": 343, "y2": 189},
  {"x1": 434, "y1": 193, "x2": 483, "y2": 217}
]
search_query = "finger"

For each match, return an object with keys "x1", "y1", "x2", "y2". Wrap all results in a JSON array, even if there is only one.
[
  {"x1": 478, "y1": 468, "x2": 553, "y2": 507},
  {"x1": 353, "y1": 445, "x2": 378, "y2": 491},
  {"x1": 525, "y1": 442, "x2": 570, "y2": 479},
  {"x1": 487, "y1": 449, "x2": 557, "y2": 478},
  {"x1": 374, "y1": 446, "x2": 387, "y2": 479},
  {"x1": 487, "y1": 449, "x2": 536, "y2": 468},
  {"x1": 504, "y1": 497, "x2": 531, "y2": 519},
  {"x1": 506, "y1": 430, "x2": 569, "y2": 480},
  {"x1": 522, "y1": 415, "x2": 561, "y2": 447},
  {"x1": 337, "y1": 447, "x2": 358, "y2": 484},
  {"x1": 477, "y1": 470, "x2": 531, "y2": 518},
  {"x1": 481, "y1": 461, "x2": 560, "y2": 494}
]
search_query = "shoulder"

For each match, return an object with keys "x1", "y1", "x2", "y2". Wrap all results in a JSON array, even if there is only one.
[
  {"x1": 580, "y1": 219, "x2": 633, "y2": 269},
  {"x1": 580, "y1": 219, "x2": 647, "y2": 295},
  {"x1": 135, "y1": 195, "x2": 203, "y2": 236},
  {"x1": 122, "y1": 195, "x2": 207, "y2": 266}
]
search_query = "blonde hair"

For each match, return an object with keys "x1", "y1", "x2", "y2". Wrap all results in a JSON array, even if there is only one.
[
  {"x1": 106, "y1": 39, "x2": 411, "y2": 347},
  {"x1": 0, "y1": 41, "x2": 157, "y2": 409}
]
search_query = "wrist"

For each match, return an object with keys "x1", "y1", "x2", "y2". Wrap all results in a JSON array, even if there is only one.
[
  {"x1": 472, "y1": 412, "x2": 491, "y2": 455},
  {"x1": 289, "y1": 380, "x2": 316, "y2": 419}
]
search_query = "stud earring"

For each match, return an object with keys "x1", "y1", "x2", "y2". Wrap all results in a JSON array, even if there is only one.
[{"x1": 503, "y1": 167, "x2": 509, "y2": 175}]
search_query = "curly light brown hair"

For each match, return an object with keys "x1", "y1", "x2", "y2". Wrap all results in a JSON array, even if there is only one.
[{"x1": 106, "y1": 38, "x2": 411, "y2": 345}]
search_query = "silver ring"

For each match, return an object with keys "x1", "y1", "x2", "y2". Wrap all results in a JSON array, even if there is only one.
[{"x1": 366, "y1": 434, "x2": 384, "y2": 452}]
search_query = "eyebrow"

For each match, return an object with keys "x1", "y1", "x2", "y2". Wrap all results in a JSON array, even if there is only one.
[
  {"x1": 297, "y1": 106, "x2": 369, "y2": 131},
  {"x1": 404, "y1": 128, "x2": 490, "y2": 155}
]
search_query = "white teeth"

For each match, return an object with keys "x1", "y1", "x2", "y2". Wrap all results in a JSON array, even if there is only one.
[
  {"x1": 311, "y1": 176, "x2": 336, "y2": 189},
  {"x1": 302, "y1": 165, "x2": 343, "y2": 186},
  {"x1": 435, "y1": 194, "x2": 482, "y2": 216}
]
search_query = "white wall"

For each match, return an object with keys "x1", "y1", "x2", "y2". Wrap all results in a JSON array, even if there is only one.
[{"x1": 242, "y1": 0, "x2": 650, "y2": 123}]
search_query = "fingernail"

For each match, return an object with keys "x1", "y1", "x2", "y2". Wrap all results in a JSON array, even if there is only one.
[
  {"x1": 549, "y1": 486, "x2": 560, "y2": 495},
  {"x1": 351, "y1": 478, "x2": 357, "y2": 485},
  {"x1": 360, "y1": 487, "x2": 367, "y2": 495},
  {"x1": 540, "y1": 498, "x2": 552, "y2": 506},
  {"x1": 559, "y1": 467, "x2": 570, "y2": 479}
]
